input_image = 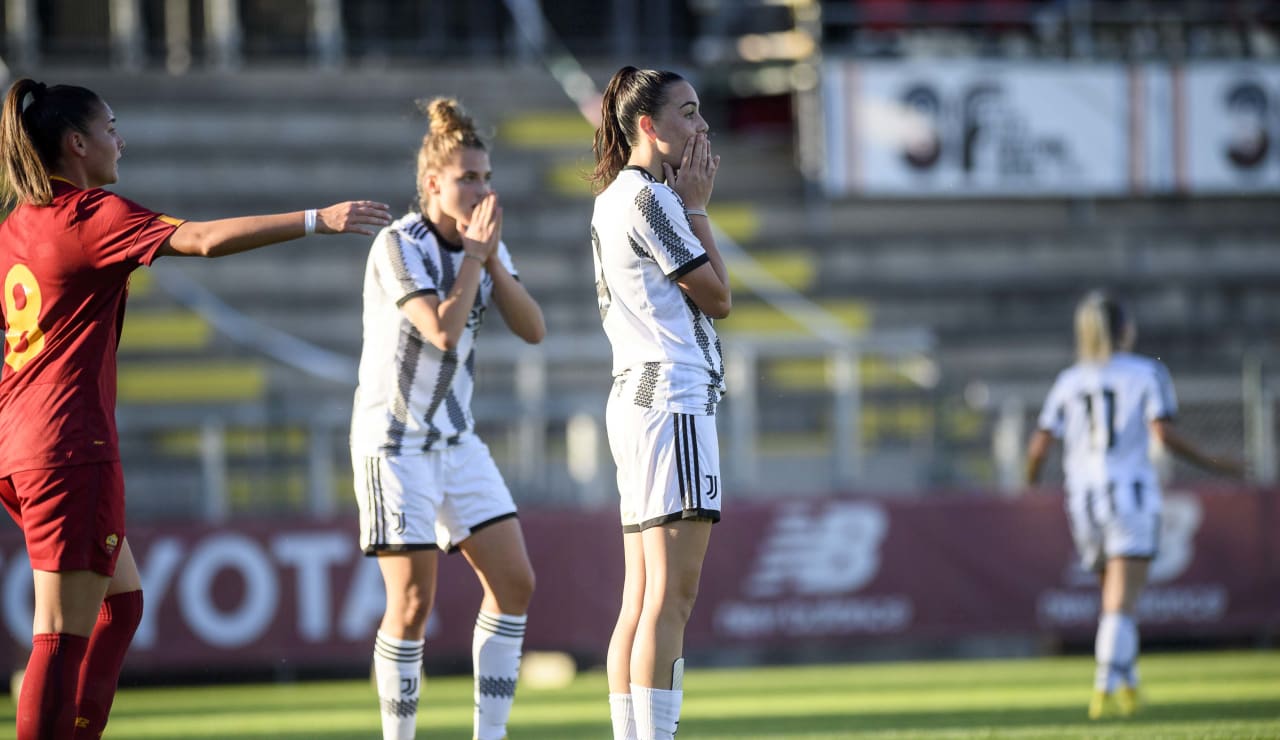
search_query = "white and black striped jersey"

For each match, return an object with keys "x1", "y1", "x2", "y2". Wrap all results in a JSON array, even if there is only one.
[
  {"x1": 590, "y1": 166, "x2": 725, "y2": 416},
  {"x1": 1036, "y1": 352, "x2": 1177, "y2": 490},
  {"x1": 350, "y1": 212, "x2": 517, "y2": 455}
]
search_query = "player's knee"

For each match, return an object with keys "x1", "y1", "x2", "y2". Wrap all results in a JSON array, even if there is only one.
[
  {"x1": 395, "y1": 588, "x2": 434, "y2": 631},
  {"x1": 656, "y1": 577, "x2": 701, "y2": 625},
  {"x1": 498, "y1": 563, "x2": 536, "y2": 613}
]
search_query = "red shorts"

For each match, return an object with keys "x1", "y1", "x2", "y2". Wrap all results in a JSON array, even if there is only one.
[{"x1": 0, "y1": 462, "x2": 126, "y2": 576}]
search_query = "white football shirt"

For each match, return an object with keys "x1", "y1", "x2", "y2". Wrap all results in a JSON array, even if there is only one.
[
  {"x1": 350, "y1": 211, "x2": 517, "y2": 455},
  {"x1": 1036, "y1": 352, "x2": 1177, "y2": 490},
  {"x1": 591, "y1": 166, "x2": 725, "y2": 416}
]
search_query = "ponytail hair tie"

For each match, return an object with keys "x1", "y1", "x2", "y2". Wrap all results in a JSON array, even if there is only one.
[{"x1": 21, "y1": 82, "x2": 47, "y2": 114}]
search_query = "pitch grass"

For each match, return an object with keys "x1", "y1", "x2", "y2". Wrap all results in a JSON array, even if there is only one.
[{"x1": 1, "y1": 650, "x2": 1278, "y2": 739}]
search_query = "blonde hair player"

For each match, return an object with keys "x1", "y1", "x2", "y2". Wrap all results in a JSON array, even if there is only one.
[
  {"x1": 349, "y1": 97, "x2": 545, "y2": 740},
  {"x1": 1025, "y1": 290, "x2": 1242, "y2": 720},
  {"x1": 589, "y1": 66, "x2": 730, "y2": 740}
]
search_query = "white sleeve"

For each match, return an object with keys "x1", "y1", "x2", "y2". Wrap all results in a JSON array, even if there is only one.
[
  {"x1": 631, "y1": 183, "x2": 708, "y2": 278},
  {"x1": 371, "y1": 228, "x2": 439, "y2": 306},
  {"x1": 1037, "y1": 372, "x2": 1070, "y2": 438},
  {"x1": 1146, "y1": 360, "x2": 1178, "y2": 421},
  {"x1": 495, "y1": 240, "x2": 518, "y2": 278}
]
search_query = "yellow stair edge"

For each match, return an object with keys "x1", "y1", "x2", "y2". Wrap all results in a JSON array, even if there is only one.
[
  {"x1": 119, "y1": 310, "x2": 212, "y2": 352},
  {"x1": 499, "y1": 111, "x2": 596, "y2": 149},
  {"x1": 117, "y1": 361, "x2": 266, "y2": 403}
]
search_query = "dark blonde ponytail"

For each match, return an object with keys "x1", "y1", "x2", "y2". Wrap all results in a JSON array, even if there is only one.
[
  {"x1": 1, "y1": 78, "x2": 102, "y2": 207},
  {"x1": 415, "y1": 97, "x2": 487, "y2": 210},
  {"x1": 590, "y1": 66, "x2": 684, "y2": 194}
]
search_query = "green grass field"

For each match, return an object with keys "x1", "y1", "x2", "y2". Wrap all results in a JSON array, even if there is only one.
[{"x1": 1, "y1": 650, "x2": 1277, "y2": 739}]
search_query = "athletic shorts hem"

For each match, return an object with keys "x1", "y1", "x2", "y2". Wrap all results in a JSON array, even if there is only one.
[
  {"x1": 622, "y1": 508, "x2": 720, "y2": 533},
  {"x1": 363, "y1": 543, "x2": 439, "y2": 556},
  {"x1": 26, "y1": 555, "x2": 111, "y2": 575},
  {"x1": 442, "y1": 511, "x2": 519, "y2": 554}
]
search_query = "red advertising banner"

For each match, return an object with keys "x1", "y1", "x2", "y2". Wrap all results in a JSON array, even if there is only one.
[{"x1": 0, "y1": 488, "x2": 1275, "y2": 676}]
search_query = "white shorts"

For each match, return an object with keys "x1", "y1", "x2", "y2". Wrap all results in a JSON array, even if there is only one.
[
  {"x1": 606, "y1": 392, "x2": 722, "y2": 532},
  {"x1": 352, "y1": 435, "x2": 517, "y2": 554},
  {"x1": 1066, "y1": 474, "x2": 1162, "y2": 572}
]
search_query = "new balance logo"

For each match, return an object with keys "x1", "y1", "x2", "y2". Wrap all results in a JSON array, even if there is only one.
[{"x1": 746, "y1": 502, "x2": 889, "y2": 597}]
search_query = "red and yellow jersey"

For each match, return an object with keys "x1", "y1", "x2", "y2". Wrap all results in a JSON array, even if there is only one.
[{"x1": 0, "y1": 179, "x2": 182, "y2": 475}]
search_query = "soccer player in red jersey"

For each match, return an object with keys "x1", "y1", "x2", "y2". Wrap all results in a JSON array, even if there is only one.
[{"x1": 0, "y1": 77, "x2": 392, "y2": 740}]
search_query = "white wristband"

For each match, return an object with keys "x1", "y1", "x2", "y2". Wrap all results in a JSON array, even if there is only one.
[
  {"x1": 685, "y1": 208, "x2": 708, "y2": 218},
  {"x1": 303, "y1": 209, "x2": 318, "y2": 235}
]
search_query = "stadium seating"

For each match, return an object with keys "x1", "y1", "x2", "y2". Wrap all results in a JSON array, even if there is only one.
[{"x1": 47, "y1": 60, "x2": 1273, "y2": 513}]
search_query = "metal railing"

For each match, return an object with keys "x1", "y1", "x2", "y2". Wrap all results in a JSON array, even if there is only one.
[{"x1": 117, "y1": 330, "x2": 939, "y2": 521}]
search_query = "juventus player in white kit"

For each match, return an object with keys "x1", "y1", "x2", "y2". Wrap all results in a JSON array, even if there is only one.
[
  {"x1": 350, "y1": 98, "x2": 544, "y2": 740},
  {"x1": 1026, "y1": 291, "x2": 1241, "y2": 720},
  {"x1": 589, "y1": 67, "x2": 729, "y2": 740}
]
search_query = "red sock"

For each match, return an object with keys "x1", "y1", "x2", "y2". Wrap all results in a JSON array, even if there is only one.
[
  {"x1": 72, "y1": 591, "x2": 144, "y2": 740},
  {"x1": 17, "y1": 632, "x2": 89, "y2": 740}
]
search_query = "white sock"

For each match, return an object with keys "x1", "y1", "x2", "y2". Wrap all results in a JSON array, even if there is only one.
[
  {"x1": 1094, "y1": 612, "x2": 1137, "y2": 692},
  {"x1": 473, "y1": 611, "x2": 526, "y2": 740},
  {"x1": 1116, "y1": 613, "x2": 1140, "y2": 687},
  {"x1": 631, "y1": 684, "x2": 682, "y2": 740},
  {"x1": 610, "y1": 692, "x2": 638, "y2": 740},
  {"x1": 374, "y1": 630, "x2": 424, "y2": 740}
]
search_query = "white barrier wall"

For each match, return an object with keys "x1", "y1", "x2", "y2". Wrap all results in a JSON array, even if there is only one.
[{"x1": 821, "y1": 59, "x2": 1280, "y2": 197}]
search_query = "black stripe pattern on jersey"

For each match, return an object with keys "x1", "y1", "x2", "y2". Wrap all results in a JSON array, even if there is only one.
[
  {"x1": 634, "y1": 362, "x2": 661, "y2": 409},
  {"x1": 386, "y1": 327, "x2": 424, "y2": 454},
  {"x1": 406, "y1": 215, "x2": 430, "y2": 242},
  {"x1": 635, "y1": 187, "x2": 694, "y2": 266},
  {"x1": 421, "y1": 350, "x2": 459, "y2": 451},
  {"x1": 628, "y1": 233, "x2": 651, "y2": 260},
  {"x1": 592, "y1": 224, "x2": 612, "y2": 320},
  {"x1": 682, "y1": 293, "x2": 725, "y2": 414},
  {"x1": 386, "y1": 231, "x2": 423, "y2": 296}
]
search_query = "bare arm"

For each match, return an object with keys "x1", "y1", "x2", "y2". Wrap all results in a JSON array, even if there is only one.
[
  {"x1": 399, "y1": 265, "x2": 483, "y2": 352},
  {"x1": 1150, "y1": 418, "x2": 1244, "y2": 478},
  {"x1": 159, "y1": 200, "x2": 391, "y2": 258},
  {"x1": 400, "y1": 194, "x2": 502, "y2": 352},
  {"x1": 675, "y1": 213, "x2": 731, "y2": 319},
  {"x1": 487, "y1": 257, "x2": 545, "y2": 344},
  {"x1": 1025, "y1": 428, "x2": 1055, "y2": 486},
  {"x1": 666, "y1": 133, "x2": 730, "y2": 319}
]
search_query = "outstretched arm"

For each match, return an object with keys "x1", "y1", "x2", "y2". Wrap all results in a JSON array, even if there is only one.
[
  {"x1": 159, "y1": 200, "x2": 391, "y2": 258},
  {"x1": 1150, "y1": 419, "x2": 1245, "y2": 478}
]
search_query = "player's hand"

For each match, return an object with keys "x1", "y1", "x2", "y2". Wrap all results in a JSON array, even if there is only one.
[
  {"x1": 463, "y1": 192, "x2": 502, "y2": 261},
  {"x1": 316, "y1": 201, "x2": 392, "y2": 235},
  {"x1": 664, "y1": 132, "x2": 719, "y2": 211}
]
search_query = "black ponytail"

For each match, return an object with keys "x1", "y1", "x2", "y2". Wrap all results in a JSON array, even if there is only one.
[{"x1": 590, "y1": 66, "x2": 684, "y2": 194}]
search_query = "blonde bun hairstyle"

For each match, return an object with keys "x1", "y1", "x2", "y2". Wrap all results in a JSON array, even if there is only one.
[{"x1": 416, "y1": 97, "x2": 487, "y2": 209}]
